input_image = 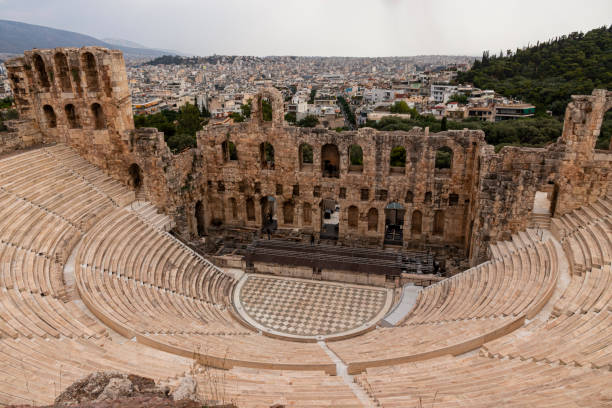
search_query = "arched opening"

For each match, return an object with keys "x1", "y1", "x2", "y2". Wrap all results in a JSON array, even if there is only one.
[
  {"x1": 222, "y1": 140, "x2": 238, "y2": 162},
  {"x1": 348, "y1": 144, "x2": 363, "y2": 172},
  {"x1": 283, "y1": 200, "x2": 295, "y2": 225},
  {"x1": 82, "y1": 52, "x2": 99, "y2": 92},
  {"x1": 260, "y1": 142, "x2": 275, "y2": 169},
  {"x1": 411, "y1": 210, "x2": 422, "y2": 235},
  {"x1": 91, "y1": 103, "x2": 106, "y2": 129},
  {"x1": 128, "y1": 163, "x2": 143, "y2": 191},
  {"x1": 299, "y1": 143, "x2": 313, "y2": 169},
  {"x1": 347, "y1": 205, "x2": 359, "y2": 229},
  {"x1": 33, "y1": 54, "x2": 50, "y2": 89},
  {"x1": 533, "y1": 190, "x2": 552, "y2": 218},
  {"x1": 390, "y1": 146, "x2": 406, "y2": 173},
  {"x1": 302, "y1": 202, "x2": 312, "y2": 225},
  {"x1": 424, "y1": 191, "x2": 432, "y2": 204},
  {"x1": 260, "y1": 196, "x2": 277, "y2": 232},
  {"x1": 64, "y1": 104, "x2": 79, "y2": 128},
  {"x1": 54, "y1": 52, "x2": 72, "y2": 92},
  {"x1": 449, "y1": 193, "x2": 459, "y2": 206},
  {"x1": 405, "y1": 190, "x2": 414, "y2": 204},
  {"x1": 433, "y1": 210, "x2": 445, "y2": 236},
  {"x1": 195, "y1": 200, "x2": 206, "y2": 237},
  {"x1": 246, "y1": 197, "x2": 256, "y2": 221},
  {"x1": 261, "y1": 96, "x2": 272, "y2": 122},
  {"x1": 42, "y1": 105, "x2": 57, "y2": 128},
  {"x1": 385, "y1": 202, "x2": 405, "y2": 244},
  {"x1": 229, "y1": 197, "x2": 238, "y2": 220},
  {"x1": 367, "y1": 208, "x2": 378, "y2": 232},
  {"x1": 320, "y1": 198, "x2": 339, "y2": 239},
  {"x1": 596, "y1": 109, "x2": 612, "y2": 150},
  {"x1": 435, "y1": 146, "x2": 453, "y2": 171},
  {"x1": 321, "y1": 143, "x2": 340, "y2": 178}
]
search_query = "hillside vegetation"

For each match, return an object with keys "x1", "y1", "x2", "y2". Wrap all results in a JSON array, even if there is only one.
[{"x1": 457, "y1": 26, "x2": 612, "y2": 115}]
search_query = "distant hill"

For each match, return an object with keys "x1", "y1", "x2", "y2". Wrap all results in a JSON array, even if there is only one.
[
  {"x1": 0, "y1": 20, "x2": 172, "y2": 58},
  {"x1": 457, "y1": 26, "x2": 612, "y2": 115}
]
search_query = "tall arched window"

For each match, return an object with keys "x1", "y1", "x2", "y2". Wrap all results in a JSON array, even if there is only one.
[
  {"x1": 195, "y1": 200, "x2": 206, "y2": 236},
  {"x1": 433, "y1": 210, "x2": 445, "y2": 235},
  {"x1": 283, "y1": 200, "x2": 295, "y2": 225},
  {"x1": 260, "y1": 142, "x2": 275, "y2": 169},
  {"x1": 82, "y1": 52, "x2": 99, "y2": 92},
  {"x1": 435, "y1": 146, "x2": 453, "y2": 170},
  {"x1": 390, "y1": 146, "x2": 406, "y2": 173},
  {"x1": 349, "y1": 144, "x2": 363, "y2": 172},
  {"x1": 64, "y1": 104, "x2": 79, "y2": 128},
  {"x1": 299, "y1": 143, "x2": 313, "y2": 168},
  {"x1": 229, "y1": 198, "x2": 238, "y2": 220},
  {"x1": 302, "y1": 202, "x2": 312, "y2": 225},
  {"x1": 43, "y1": 105, "x2": 56, "y2": 128},
  {"x1": 222, "y1": 141, "x2": 238, "y2": 162},
  {"x1": 33, "y1": 54, "x2": 50, "y2": 89},
  {"x1": 424, "y1": 191, "x2": 432, "y2": 204},
  {"x1": 348, "y1": 205, "x2": 359, "y2": 229},
  {"x1": 367, "y1": 208, "x2": 378, "y2": 231},
  {"x1": 54, "y1": 52, "x2": 72, "y2": 92},
  {"x1": 405, "y1": 190, "x2": 414, "y2": 204},
  {"x1": 91, "y1": 103, "x2": 106, "y2": 129},
  {"x1": 321, "y1": 144, "x2": 340, "y2": 178},
  {"x1": 246, "y1": 197, "x2": 256, "y2": 221},
  {"x1": 411, "y1": 210, "x2": 422, "y2": 234},
  {"x1": 128, "y1": 163, "x2": 143, "y2": 190}
]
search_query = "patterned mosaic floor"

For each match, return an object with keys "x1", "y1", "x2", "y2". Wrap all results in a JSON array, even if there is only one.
[{"x1": 237, "y1": 275, "x2": 388, "y2": 337}]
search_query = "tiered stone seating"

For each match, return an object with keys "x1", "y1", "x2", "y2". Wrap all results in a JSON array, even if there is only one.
[
  {"x1": 129, "y1": 201, "x2": 176, "y2": 232},
  {"x1": 196, "y1": 366, "x2": 362, "y2": 407},
  {"x1": 0, "y1": 336, "x2": 191, "y2": 406},
  {"x1": 488, "y1": 228, "x2": 542, "y2": 260},
  {"x1": 75, "y1": 208, "x2": 335, "y2": 372},
  {"x1": 328, "y1": 238, "x2": 558, "y2": 372},
  {"x1": 0, "y1": 146, "x2": 193, "y2": 406},
  {"x1": 481, "y1": 197, "x2": 612, "y2": 369},
  {"x1": 356, "y1": 354, "x2": 611, "y2": 407}
]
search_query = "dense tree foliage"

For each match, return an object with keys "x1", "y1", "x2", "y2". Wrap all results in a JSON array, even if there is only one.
[
  {"x1": 296, "y1": 115, "x2": 319, "y2": 128},
  {"x1": 337, "y1": 96, "x2": 356, "y2": 127},
  {"x1": 0, "y1": 97, "x2": 13, "y2": 109},
  {"x1": 458, "y1": 26, "x2": 612, "y2": 115},
  {"x1": 389, "y1": 101, "x2": 418, "y2": 116},
  {"x1": 133, "y1": 103, "x2": 207, "y2": 153},
  {"x1": 261, "y1": 99, "x2": 272, "y2": 121},
  {"x1": 448, "y1": 93, "x2": 468, "y2": 104},
  {"x1": 284, "y1": 112, "x2": 296, "y2": 123},
  {"x1": 365, "y1": 114, "x2": 563, "y2": 152},
  {"x1": 457, "y1": 26, "x2": 611, "y2": 149}
]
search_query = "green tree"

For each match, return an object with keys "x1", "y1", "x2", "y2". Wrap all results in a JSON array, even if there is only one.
[
  {"x1": 284, "y1": 112, "x2": 296, "y2": 123},
  {"x1": 448, "y1": 93, "x2": 468, "y2": 104},
  {"x1": 261, "y1": 99, "x2": 272, "y2": 121},
  {"x1": 309, "y1": 89, "x2": 317, "y2": 104},
  {"x1": 229, "y1": 112, "x2": 245, "y2": 122},
  {"x1": 390, "y1": 146, "x2": 406, "y2": 167},
  {"x1": 167, "y1": 133, "x2": 196, "y2": 152},
  {"x1": 441, "y1": 117, "x2": 448, "y2": 131},
  {"x1": 241, "y1": 99, "x2": 252, "y2": 118},
  {"x1": 296, "y1": 115, "x2": 319, "y2": 128},
  {"x1": 177, "y1": 103, "x2": 202, "y2": 135}
]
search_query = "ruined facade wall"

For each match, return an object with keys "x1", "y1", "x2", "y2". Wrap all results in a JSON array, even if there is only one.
[
  {"x1": 5, "y1": 47, "x2": 135, "y2": 182},
  {"x1": 4, "y1": 48, "x2": 611, "y2": 268}
]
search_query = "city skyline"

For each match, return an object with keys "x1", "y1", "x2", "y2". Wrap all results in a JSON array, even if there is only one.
[{"x1": 1, "y1": 0, "x2": 611, "y2": 57}]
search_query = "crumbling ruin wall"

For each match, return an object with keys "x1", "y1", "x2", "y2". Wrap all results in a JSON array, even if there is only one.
[
  {"x1": 3, "y1": 48, "x2": 611, "y2": 268},
  {"x1": 5, "y1": 47, "x2": 135, "y2": 182},
  {"x1": 0, "y1": 119, "x2": 44, "y2": 155}
]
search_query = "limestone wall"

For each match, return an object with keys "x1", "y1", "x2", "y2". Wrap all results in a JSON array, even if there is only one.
[{"x1": 0, "y1": 119, "x2": 43, "y2": 155}]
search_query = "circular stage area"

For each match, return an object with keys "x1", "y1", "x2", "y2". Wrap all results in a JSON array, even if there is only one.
[{"x1": 233, "y1": 274, "x2": 392, "y2": 340}]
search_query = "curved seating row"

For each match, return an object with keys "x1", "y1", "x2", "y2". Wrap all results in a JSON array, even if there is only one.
[
  {"x1": 196, "y1": 366, "x2": 362, "y2": 407},
  {"x1": 74, "y1": 207, "x2": 336, "y2": 372},
  {"x1": 356, "y1": 354, "x2": 611, "y2": 407},
  {"x1": 405, "y1": 239, "x2": 558, "y2": 323},
  {"x1": 0, "y1": 146, "x2": 194, "y2": 406}
]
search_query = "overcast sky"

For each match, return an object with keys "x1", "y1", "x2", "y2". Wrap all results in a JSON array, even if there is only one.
[{"x1": 2, "y1": 0, "x2": 611, "y2": 56}]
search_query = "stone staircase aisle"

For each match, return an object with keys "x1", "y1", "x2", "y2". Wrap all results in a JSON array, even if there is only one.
[{"x1": 128, "y1": 200, "x2": 176, "y2": 232}]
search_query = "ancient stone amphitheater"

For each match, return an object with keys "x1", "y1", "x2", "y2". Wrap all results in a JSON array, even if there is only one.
[{"x1": 0, "y1": 47, "x2": 610, "y2": 407}]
